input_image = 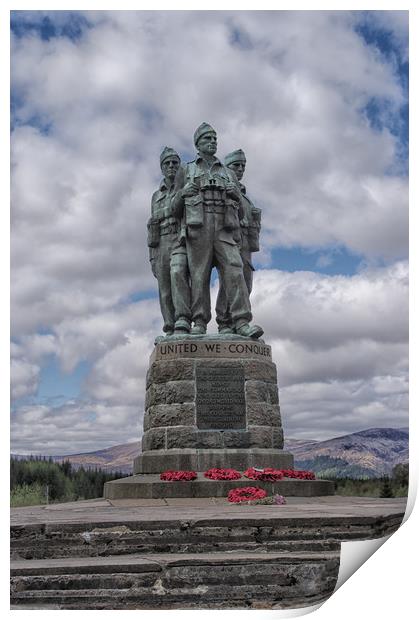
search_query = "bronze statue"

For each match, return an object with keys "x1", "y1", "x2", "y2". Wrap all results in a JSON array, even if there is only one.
[
  {"x1": 147, "y1": 147, "x2": 191, "y2": 335},
  {"x1": 215, "y1": 149, "x2": 261, "y2": 333},
  {"x1": 149, "y1": 126, "x2": 263, "y2": 340}
]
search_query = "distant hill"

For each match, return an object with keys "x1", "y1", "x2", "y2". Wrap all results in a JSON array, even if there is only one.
[
  {"x1": 11, "y1": 442, "x2": 141, "y2": 474},
  {"x1": 285, "y1": 427, "x2": 408, "y2": 478},
  {"x1": 12, "y1": 427, "x2": 408, "y2": 478}
]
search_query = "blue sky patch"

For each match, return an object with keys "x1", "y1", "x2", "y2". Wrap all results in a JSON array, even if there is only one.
[
  {"x1": 228, "y1": 23, "x2": 253, "y2": 51},
  {"x1": 11, "y1": 11, "x2": 91, "y2": 42},
  {"x1": 125, "y1": 290, "x2": 158, "y2": 304},
  {"x1": 355, "y1": 13, "x2": 408, "y2": 165},
  {"x1": 36, "y1": 357, "x2": 91, "y2": 402},
  {"x1": 262, "y1": 246, "x2": 362, "y2": 276},
  {"x1": 355, "y1": 12, "x2": 408, "y2": 75}
]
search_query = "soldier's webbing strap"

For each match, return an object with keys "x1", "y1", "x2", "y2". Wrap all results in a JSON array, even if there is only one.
[{"x1": 185, "y1": 161, "x2": 197, "y2": 185}]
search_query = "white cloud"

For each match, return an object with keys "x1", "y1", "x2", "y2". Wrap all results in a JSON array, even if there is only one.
[
  {"x1": 11, "y1": 358, "x2": 40, "y2": 400},
  {"x1": 84, "y1": 333, "x2": 152, "y2": 406},
  {"x1": 11, "y1": 262, "x2": 408, "y2": 452},
  {"x1": 315, "y1": 254, "x2": 334, "y2": 269},
  {"x1": 281, "y1": 375, "x2": 408, "y2": 441},
  {"x1": 53, "y1": 299, "x2": 159, "y2": 372},
  {"x1": 252, "y1": 261, "x2": 408, "y2": 350},
  {"x1": 11, "y1": 402, "x2": 141, "y2": 455},
  {"x1": 10, "y1": 11, "x2": 408, "y2": 453}
]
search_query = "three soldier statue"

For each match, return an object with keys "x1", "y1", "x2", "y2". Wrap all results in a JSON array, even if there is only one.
[{"x1": 147, "y1": 122, "x2": 263, "y2": 339}]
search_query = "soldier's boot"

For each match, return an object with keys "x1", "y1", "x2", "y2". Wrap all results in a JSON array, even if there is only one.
[
  {"x1": 218, "y1": 324, "x2": 235, "y2": 334},
  {"x1": 174, "y1": 318, "x2": 191, "y2": 335},
  {"x1": 191, "y1": 321, "x2": 207, "y2": 335},
  {"x1": 235, "y1": 321, "x2": 264, "y2": 339}
]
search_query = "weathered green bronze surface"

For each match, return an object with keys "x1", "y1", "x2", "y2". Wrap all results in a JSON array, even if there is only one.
[
  {"x1": 216, "y1": 148, "x2": 261, "y2": 331},
  {"x1": 148, "y1": 147, "x2": 190, "y2": 335},
  {"x1": 148, "y1": 124, "x2": 263, "y2": 339}
]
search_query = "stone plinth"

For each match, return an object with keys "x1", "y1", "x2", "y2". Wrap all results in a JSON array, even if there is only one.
[
  {"x1": 135, "y1": 448, "x2": 293, "y2": 474},
  {"x1": 105, "y1": 473, "x2": 334, "y2": 499},
  {"x1": 135, "y1": 336, "x2": 293, "y2": 475},
  {"x1": 102, "y1": 335, "x2": 335, "y2": 499}
]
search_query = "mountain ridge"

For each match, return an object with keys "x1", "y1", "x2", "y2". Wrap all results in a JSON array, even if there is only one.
[
  {"x1": 11, "y1": 427, "x2": 408, "y2": 478},
  {"x1": 284, "y1": 427, "x2": 408, "y2": 478}
]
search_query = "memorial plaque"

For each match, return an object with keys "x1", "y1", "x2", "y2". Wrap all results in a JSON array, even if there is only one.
[{"x1": 196, "y1": 363, "x2": 246, "y2": 430}]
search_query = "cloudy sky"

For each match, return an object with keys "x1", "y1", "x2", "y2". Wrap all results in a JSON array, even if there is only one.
[{"x1": 10, "y1": 10, "x2": 408, "y2": 455}]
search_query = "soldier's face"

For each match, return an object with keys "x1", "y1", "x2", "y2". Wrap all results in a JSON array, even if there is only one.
[
  {"x1": 197, "y1": 132, "x2": 217, "y2": 157},
  {"x1": 228, "y1": 159, "x2": 246, "y2": 181},
  {"x1": 161, "y1": 157, "x2": 180, "y2": 181}
]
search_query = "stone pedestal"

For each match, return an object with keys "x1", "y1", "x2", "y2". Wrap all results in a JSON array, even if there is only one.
[
  {"x1": 104, "y1": 335, "x2": 334, "y2": 498},
  {"x1": 134, "y1": 336, "x2": 294, "y2": 474}
]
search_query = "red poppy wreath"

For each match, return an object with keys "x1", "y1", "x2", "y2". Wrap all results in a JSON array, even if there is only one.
[
  {"x1": 204, "y1": 468, "x2": 242, "y2": 480},
  {"x1": 160, "y1": 470, "x2": 197, "y2": 481},
  {"x1": 228, "y1": 486, "x2": 267, "y2": 503}
]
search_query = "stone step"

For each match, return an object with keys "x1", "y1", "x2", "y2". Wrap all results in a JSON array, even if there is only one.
[
  {"x1": 10, "y1": 497, "x2": 406, "y2": 609},
  {"x1": 11, "y1": 538, "x2": 339, "y2": 560},
  {"x1": 11, "y1": 513, "x2": 402, "y2": 560},
  {"x1": 12, "y1": 572, "x2": 156, "y2": 592},
  {"x1": 11, "y1": 551, "x2": 340, "y2": 610},
  {"x1": 104, "y1": 473, "x2": 334, "y2": 499}
]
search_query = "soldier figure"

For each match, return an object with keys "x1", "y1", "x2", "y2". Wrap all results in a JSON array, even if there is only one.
[
  {"x1": 172, "y1": 123, "x2": 263, "y2": 338},
  {"x1": 215, "y1": 149, "x2": 261, "y2": 333},
  {"x1": 148, "y1": 147, "x2": 191, "y2": 335}
]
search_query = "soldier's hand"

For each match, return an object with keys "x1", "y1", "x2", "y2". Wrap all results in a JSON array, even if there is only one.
[
  {"x1": 182, "y1": 182, "x2": 200, "y2": 198},
  {"x1": 226, "y1": 183, "x2": 241, "y2": 201}
]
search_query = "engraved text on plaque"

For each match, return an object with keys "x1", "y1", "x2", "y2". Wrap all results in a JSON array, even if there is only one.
[{"x1": 196, "y1": 363, "x2": 246, "y2": 430}]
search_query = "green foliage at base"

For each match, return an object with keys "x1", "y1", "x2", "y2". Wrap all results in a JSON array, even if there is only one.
[
  {"x1": 380, "y1": 476, "x2": 395, "y2": 498},
  {"x1": 392, "y1": 463, "x2": 409, "y2": 487},
  {"x1": 10, "y1": 457, "x2": 126, "y2": 507},
  {"x1": 297, "y1": 457, "x2": 383, "y2": 479},
  {"x1": 10, "y1": 482, "x2": 45, "y2": 507},
  {"x1": 321, "y1": 469, "x2": 408, "y2": 498}
]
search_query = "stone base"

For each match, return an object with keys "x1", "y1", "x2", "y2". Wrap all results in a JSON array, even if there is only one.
[
  {"x1": 104, "y1": 472, "x2": 334, "y2": 500},
  {"x1": 11, "y1": 496, "x2": 405, "y2": 609},
  {"x1": 130, "y1": 337, "x2": 335, "y2": 500},
  {"x1": 134, "y1": 448, "x2": 294, "y2": 473},
  {"x1": 141, "y1": 338, "x2": 284, "y2": 455}
]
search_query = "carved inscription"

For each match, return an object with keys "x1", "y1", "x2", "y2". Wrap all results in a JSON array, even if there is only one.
[
  {"x1": 196, "y1": 364, "x2": 246, "y2": 430},
  {"x1": 151, "y1": 340, "x2": 272, "y2": 362}
]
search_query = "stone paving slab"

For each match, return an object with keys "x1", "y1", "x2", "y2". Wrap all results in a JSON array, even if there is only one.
[
  {"x1": 163, "y1": 497, "x2": 222, "y2": 507},
  {"x1": 11, "y1": 496, "x2": 407, "y2": 527},
  {"x1": 11, "y1": 554, "x2": 163, "y2": 574},
  {"x1": 46, "y1": 499, "x2": 111, "y2": 510},
  {"x1": 11, "y1": 550, "x2": 339, "y2": 576},
  {"x1": 99, "y1": 499, "x2": 168, "y2": 507}
]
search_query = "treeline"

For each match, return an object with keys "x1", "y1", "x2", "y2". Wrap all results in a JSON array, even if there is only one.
[
  {"x1": 10, "y1": 457, "x2": 126, "y2": 507},
  {"x1": 323, "y1": 463, "x2": 409, "y2": 498},
  {"x1": 10, "y1": 457, "x2": 409, "y2": 506}
]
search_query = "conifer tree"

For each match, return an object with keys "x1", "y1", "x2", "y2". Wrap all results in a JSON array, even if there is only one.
[{"x1": 380, "y1": 476, "x2": 394, "y2": 498}]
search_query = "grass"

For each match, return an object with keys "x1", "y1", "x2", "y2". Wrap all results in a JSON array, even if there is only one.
[{"x1": 10, "y1": 483, "x2": 48, "y2": 507}]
